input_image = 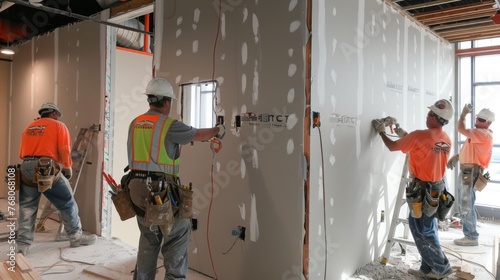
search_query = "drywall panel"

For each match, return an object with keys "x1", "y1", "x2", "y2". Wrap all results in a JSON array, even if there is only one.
[
  {"x1": 110, "y1": 49, "x2": 151, "y2": 246},
  {"x1": 8, "y1": 21, "x2": 105, "y2": 234},
  {"x1": 156, "y1": 1, "x2": 307, "y2": 279},
  {"x1": 310, "y1": 1, "x2": 455, "y2": 279}
]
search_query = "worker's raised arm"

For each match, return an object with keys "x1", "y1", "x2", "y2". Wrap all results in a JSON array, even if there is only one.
[
  {"x1": 372, "y1": 118, "x2": 401, "y2": 152},
  {"x1": 192, "y1": 124, "x2": 225, "y2": 142},
  {"x1": 458, "y1": 104, "x2": 472, "y2": 137},
  {"x1": 379, "y1": 132, "x2": 400, "y2": 151}
]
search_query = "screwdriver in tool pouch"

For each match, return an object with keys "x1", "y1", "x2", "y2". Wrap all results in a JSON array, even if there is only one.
[{"x1": 154, "y1": 194, "x2": 162, "y2": 205}]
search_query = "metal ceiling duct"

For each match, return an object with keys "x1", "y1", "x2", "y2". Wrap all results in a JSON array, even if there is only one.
[
  {"x1": 0, "y1": 0, "x2": 143, "y2": 46},
  {"x1": 115, "y1": 19, "x2": 144, "y2": 50}
]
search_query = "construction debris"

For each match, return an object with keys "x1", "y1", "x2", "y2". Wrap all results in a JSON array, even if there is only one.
[
  {"x1": 452, "y1": 266, "x2": 475, "y2": 280},
  {"x1": 0, "y1": 253, "x2": 43, "y2": 280}
]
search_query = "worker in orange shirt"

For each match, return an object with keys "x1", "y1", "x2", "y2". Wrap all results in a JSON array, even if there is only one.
[
  {"x1": 372, "y1": 99, "x2": 454, "y2": 279},
  {"x1": 447, "y1": 105, "x2": 495, "y2": 246},
  {"x1": 17, "y1": 103, "x2": 97, "y2": 255}
]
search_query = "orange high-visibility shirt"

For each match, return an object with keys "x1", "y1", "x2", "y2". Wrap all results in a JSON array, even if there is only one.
[
  {"x1": 19, "y1": 118, "x2": 73, "y2": 168},
  {"x1": 396, "y1": 128, "x2": 451, "y2": 182},
  {"x1": 459, "y1": 128, "x2": 493, "y2": 169}
]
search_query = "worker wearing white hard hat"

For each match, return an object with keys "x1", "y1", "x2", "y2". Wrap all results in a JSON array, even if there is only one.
[
  {"x1": 126, "y1": 77, "x2": 225, "y2": 279},
  {"x1": 38, "y1": 102, "x2": 63, "y2": 117},
  {"x1": 372, "y1": 98, "x2": 453, "y2": 279},
  {"x1": 448, "y1": 104, "x2": 495, "y2": 246},
  {"x1": 17, "y1": 102, "x2": 97, "y2": 256}
]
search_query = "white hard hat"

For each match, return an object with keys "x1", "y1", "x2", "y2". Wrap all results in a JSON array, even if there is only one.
[
  {"x1": 144, "y1": 78, "x2": 176, "y2": 100},
  {"x1": 38, "y1": 103, "x2": 62, "y2": 117},
  {"x1": 477, "y1": 108, "x2": 495, "y2": 122},
  {"x1": 428, "y1": 99, "x2": 453, "y2": 123}
]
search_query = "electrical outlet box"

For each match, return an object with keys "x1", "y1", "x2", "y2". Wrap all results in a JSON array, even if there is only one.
[
  {"x1": 191, "y1": 218, "x2": 198, "y2": 231},
  {"x1": 235, "y1": 115, "x2": 241, "y2": 128},
  {"x1": 238, "y1": 226, "x2": 246, "y2": 240},
  {"x1": 312, "y1": 111, "x2": 320, "y2": 128},
  {"x1": 231, "y1": 226, "x2": 246, "y2": 240}
]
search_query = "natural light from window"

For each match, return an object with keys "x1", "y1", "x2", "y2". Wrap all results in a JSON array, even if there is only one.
[{"x1": 181, "y1": 81, "x2": 216, "y2": 129}]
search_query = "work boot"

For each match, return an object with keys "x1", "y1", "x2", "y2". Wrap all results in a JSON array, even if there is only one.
[
  {"x1": 453, "y1": 236, "x2": 478, "y2": 246},
  {"x1": 70, "y1": 233, "x2": 97, "y2": 248},
  {"x1": 425, "y1": 268, "x2": 453, "y2": 279},
  {"x1": 16, "y1": 242, "x2": 30, "y2": 256}
]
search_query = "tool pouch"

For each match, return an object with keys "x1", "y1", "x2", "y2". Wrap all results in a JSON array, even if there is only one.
[
  {"x1": 176, "y1": 186, "x2": 194, "y2": 219},
  {"x1": 460, "y1": 167, "x2": 473, "y2": 186},
  {"x1": 111, "y1": 172, "x2": 136, "y2": 221},
  {"x1": 111, "y1": 190, "x2": 136, "y2": 221},
  {"x1": 34, "y1": 157, "x2": 61, "y2": 193},
  {"x1": 436, "y1": 189, "x2": 454, "y2": 221},
  {"x1": 144, "y1": 187, "x2": 174, "y2": 229},
  {"x1": 422, "y1": 187, "x2": 439, "y2": 217},
  {"x1": 6, "y1": 164, "x2": 22, "y2": 191},
  {"x1": 406, "y1": 180, "x2": 424, "y2": 218},
  {"x1": 473, "y1": 171, "x2": 489, "y2": 192}
]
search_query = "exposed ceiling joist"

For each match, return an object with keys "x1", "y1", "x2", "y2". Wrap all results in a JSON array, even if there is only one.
[
  {"x1": 6, "y1": 0, "x2": 152, "y2": 35},
  {"x1": 388, "y1": 0, "x2": 500, "y2": 43},
  {"x1": 0, "y1": 0, "x2": 152, "y2": 47},
  {"x1": 413, "y1": 2, "x2": 496, "y2": 23},
  {"x1": 402, "y1": 0, "x2": 461, "y2": 11},
  {"x1": 431, "y1": 18, "x2": 491, "y2": 30}
]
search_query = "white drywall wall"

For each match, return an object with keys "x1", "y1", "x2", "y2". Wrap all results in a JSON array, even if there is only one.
[
  {"x1": 3, "y1": 1, "x2": 459, "y2": 279},
  {"x1": 109, "y1": 49, "x2": 151, "y2": 246},
  {"x1": 155, "y1": 1, "x2": 307, "y2": 279},
  {"x1": 8, "y1": 21, "x2": 105, "y2": 234},
  {"x1": 310, "y1": 1, "x2": 455, "y2": 279}
]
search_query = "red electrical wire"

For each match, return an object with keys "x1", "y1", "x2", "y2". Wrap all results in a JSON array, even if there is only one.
[
  {"x1": 206, "y1": 0, "x2": 222, "y2": 279},
  {"x1": 211, "y1": 0, "x2": 222, "y2": 82}
]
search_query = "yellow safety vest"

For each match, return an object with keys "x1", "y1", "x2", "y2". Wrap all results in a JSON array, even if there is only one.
[{"x1": 127, "y1": 114, "x2": 179, "y2": 175}]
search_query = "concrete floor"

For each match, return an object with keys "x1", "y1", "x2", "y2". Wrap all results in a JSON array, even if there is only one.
[
  {"x1": 0, "y1": 198, "x2": 211, "y2": 280},
  {"x1": 351, "y1": 220, "x2": 500, "y2": 280},
  {"x1": 1, "y1": 197, "x2": 499, "y2": 279}
]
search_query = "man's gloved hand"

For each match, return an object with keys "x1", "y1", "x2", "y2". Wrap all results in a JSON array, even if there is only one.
[
  {"x1": 461, "y1": 104, "x2": 473, "y2": 118},
  {"x1": 447, "y1": 154, "x2": 459, "y2": 170},
  {"x1": 216, "y1": 124, "x2": 226, "y2": 139},
  {"x1": 62, "y1": 168, "x2": 73, "y2": 180},
  {"x1": 383, "y1": 116, "x2": 398, "y2": 126},
  {"x1": 394, "y1": 126, "x2": 408, "y2": 138},
  {"x1": 372, "y1": 119, "x2": 385, "y2": 133}
]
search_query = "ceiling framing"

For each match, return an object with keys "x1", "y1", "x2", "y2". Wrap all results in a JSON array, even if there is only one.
[
  {"x1": 0, "y1": 0, "x2": 153, "y2": 48},
  {"x1": 1, "y1": 0, "x2": 500, "y2": 51},
  {"x1": 386, "y1": 0, "x2": 500, "y2": 43}
]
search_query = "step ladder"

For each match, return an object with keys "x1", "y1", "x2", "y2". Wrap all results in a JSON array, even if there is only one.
[
  {"x1": 380, "y1": 154, "x2": 415, "y2": 265},
  {"x1": 35, "y1": 124, "x2": 100, "y2": 241}
]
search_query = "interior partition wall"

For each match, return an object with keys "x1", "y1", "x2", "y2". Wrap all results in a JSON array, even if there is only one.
[{"x1": 310, "y1": 1, "x2": 455, "y2": 279}]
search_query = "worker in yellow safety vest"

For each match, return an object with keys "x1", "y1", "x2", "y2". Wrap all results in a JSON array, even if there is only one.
[{"x1": 126, "y1": 77, "x2": 225, "y2": 280}]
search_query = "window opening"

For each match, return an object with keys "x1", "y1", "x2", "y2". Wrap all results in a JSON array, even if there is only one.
[
  {"x1": 181, "y1": 81, "x2": 217, "y2": 129},
  {"x1": 457, "y1": 39, "x2": 500, "y2": 209}
]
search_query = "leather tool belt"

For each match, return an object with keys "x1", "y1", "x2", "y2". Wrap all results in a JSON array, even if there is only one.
[
  {"x1": 407, "y1": 179, "x2": 444, "y2": 218},
  {"x1": 34, "y1": 157, "x2": 61, "y2": 193},
  {"x1": 130, "y1": 170, "x2": 177, "y2": 183}
]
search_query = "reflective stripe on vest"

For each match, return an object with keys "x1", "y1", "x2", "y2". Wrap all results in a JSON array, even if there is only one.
[{"x1": 127, "y1": 115, "x2": 179, "y2": 175}]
